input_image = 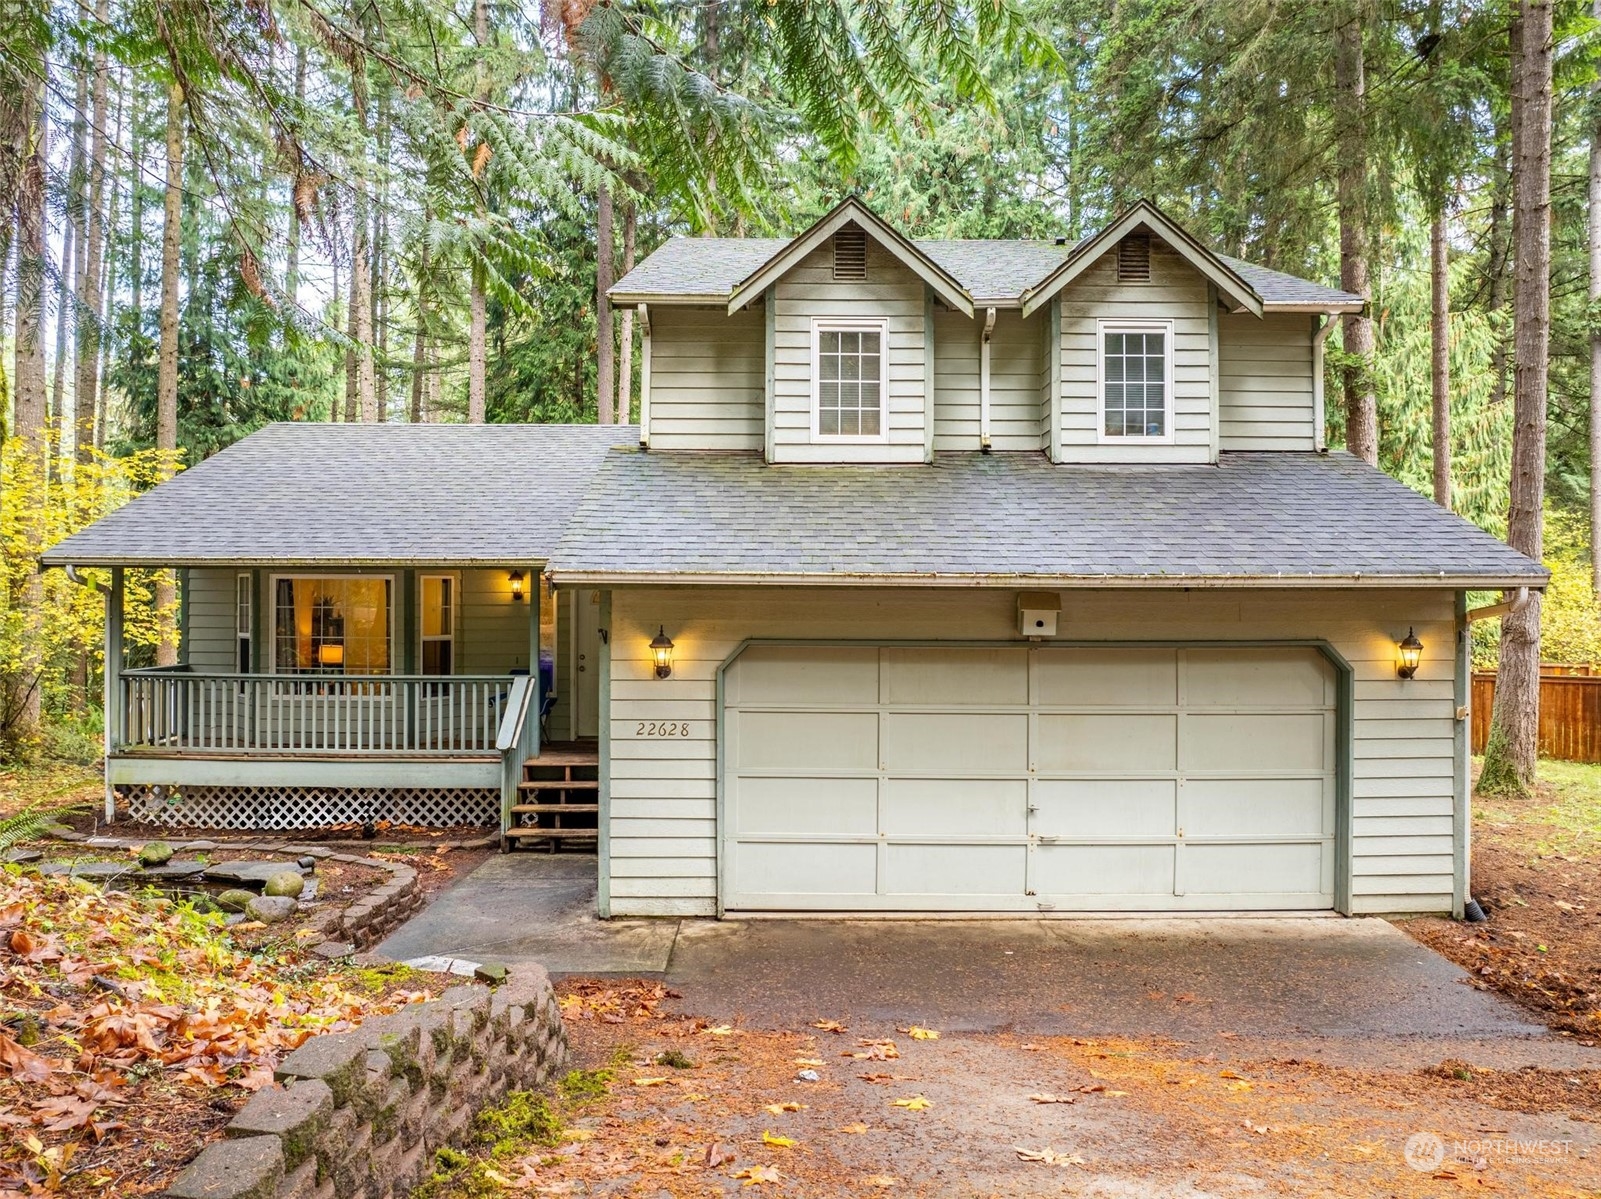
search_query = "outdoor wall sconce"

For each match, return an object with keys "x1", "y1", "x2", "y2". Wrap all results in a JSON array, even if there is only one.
[
  {"x1": 1396, "y1": 628, "x2": 1423, "y2": 680},
  {"x1": 650, "y1": 627, "x2": 675, "y2": 679},
  {"x1": 508, "y1": 570, "x2": 525, "y2": 602}
]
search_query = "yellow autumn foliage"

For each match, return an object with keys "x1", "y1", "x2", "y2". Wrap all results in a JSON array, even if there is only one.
[
  {"x1": 1, "y1": 435, "x2": 182, "y2": 747},
  {"x1": 1471, "y1": 506, "x2": 1601, "y2": 670}
]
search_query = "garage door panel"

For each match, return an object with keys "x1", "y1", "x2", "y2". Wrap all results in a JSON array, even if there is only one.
[
  {"x1": 1033, "y1": 779, "x2": 1176, "y2": 837},
  {"x1": 882, "y1": 779, "x2": 1027, "y2": 837},
  {"x1": 735, "y1": 777, "x2": 878, "y2": 836},
  {"x1": 1185, "y1": 647, "x2": 1334, "y2": 707},
  {"x1": 1182, "y1": 713, "x2": 1329, "y2": 773},
  {"x1": 880, "y1": 647, "x2": 1028, "y2": 705},
  {"x1": 1181, "y1": 778, "x2": 1330, "y2": 838},
  {"x1": 727, "y1": 645, "x2": 880, "y2": 705},
  {"x1": 1034, "y1": 647, "x2": 1177, "y2": 706},
  {"x1": 883, "y1": 845, "x2": 1025, "y2": 895},
  {"x1": 734, "y1": 710, "x2": 877, "y2": 771},
  {"x1": 882, "y1": 712, "x2": 1028, "y2": 773},
  {"x1": 1036, "y1": 713, "x2": 1176, "y2": 772},
  {"x1": 1033, "y1": 844, "x2": 1175, "y2": 896},
  {"x1": 735, "y1": 841, "x2": 877, "y2": 896},
  {"x1": 1181, "y1": 842, "x2": 1330, "y2": 899}
]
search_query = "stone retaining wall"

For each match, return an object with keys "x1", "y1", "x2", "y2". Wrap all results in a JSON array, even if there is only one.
[
  {"x1": 163, "y1": 963, "x2": 568, "y2": 1199},
  {"x1": 45, "y1": 830, "x2": 424, "y2": 954}
]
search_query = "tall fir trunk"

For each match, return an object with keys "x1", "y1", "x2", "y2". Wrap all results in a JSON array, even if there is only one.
[
  {"x1": 617, "y1": 198, "x2": 635, "y2": 424},
  {"x1": 154, "y1": 82, "x2": 184, "y2": 668},
  {"x1": 14, "y1": 77, "x2": 48, "y2": 448},
  {"x1": 286, "y1": 45, "x2": 305, "y2": 308},
  {"x1": 1334, "y1": 13, "x2": 1377, "y2": 464},
  {"x1": 467, "y1": 0, "x2": 488, "y2": 424},
  {"x1": 52, "y1": 71, "x2": 86, "y2": 446},
  {"x1": 1431, "y1": 210, "x2": 1451, "y2": 509},
  {"x1": 1482, "y1": 0, "x2": 1553, "y2": 797},
  {"x1": 1591, "y1": 0, "x2": 1601, "y2": 592},
  {"x1": 595, "y1": 181, "x2": 615, "y2": 424},
  {"x1": 74, "y1": 0, "x2": 109, "y2": 463},
  {"x1": 410, "y1": 210, "x2": 430, "y2": 423},
  {"x1": 350, "y1": 197, "x2": 376, "y2": 420}
]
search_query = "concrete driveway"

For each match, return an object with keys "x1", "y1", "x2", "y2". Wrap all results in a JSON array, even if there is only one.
[{"x1": 378, "y1": 854, "x2": 1595, "y2": 1068}]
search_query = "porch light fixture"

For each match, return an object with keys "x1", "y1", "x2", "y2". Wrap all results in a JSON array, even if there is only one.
[
  {"x1": 1396, "y1": 628, "x2": 1423, "y2": 680},
  {"x1": 650, "y1": 627, "x2": 675, "y2": 679},
  {"x1": 508, "y1": 571, "x2": 525, "y2": 602}
]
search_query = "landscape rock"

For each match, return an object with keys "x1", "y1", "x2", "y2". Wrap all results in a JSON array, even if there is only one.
[
  {"x1": 204, "y1": 861, "x2": 295, "y2": 885},
  {"x1": 2, "y1": 849, "x2": 42, "y2": 865},
  {"x1": 136, "y1": 861, "x2": 207, "y2": 880},
  {"x1": 68, "y1": 862, "x2": 135, "y2": 880},
  {"x1": 263, "y1": 871, "x2": 305, "y2": 899},
  {"x1": 137, "y1": 841, "x2": 174, "y2": 867},
  {"x1": 245, "y1": 895, "x2": 297, "y2": 923},
  {"x1": 297, "y1": 855, "x2": 318, "y2": 870},
  {"x1": 473, "y1": 963, "x2": 508, "y2": 985},
  {"x1": 216, "y1": 889, "x2": 257, "y2": 913}
]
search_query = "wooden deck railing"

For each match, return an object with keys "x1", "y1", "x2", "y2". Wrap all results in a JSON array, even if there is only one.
[
  {"x1": 1471, "y1": 669, "x2": 1601, "y2": 764},
  {"x1": 118, "y1": 669, "x2": 515, "y2": 756}
]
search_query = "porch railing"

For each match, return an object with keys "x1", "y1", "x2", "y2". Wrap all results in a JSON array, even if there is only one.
[{"x1": 118, "y1": 668, "x2": 515, "y2": 756}]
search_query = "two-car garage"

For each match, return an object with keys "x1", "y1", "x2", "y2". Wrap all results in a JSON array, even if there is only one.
[{"x1": 721, "y1": 643, "x2": 1340, "y2": 913}]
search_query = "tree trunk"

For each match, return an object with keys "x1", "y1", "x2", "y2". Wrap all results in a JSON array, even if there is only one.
[
  {"x1": 617, "y1": 198, "x2": 636, "y2": 424},
  {"x1": 1591, "y1": 0, "x2": 1601, "y2": 592},
  {"x1": 350, "y1": 195, "x2": 376, "y2": 421},
  {"x1": 1334, "y1": 14, "x2": 1377, "y2": 465},
  {"x1": 52, "y1": 71, "x2": 86, "y2": 448},
  {"x1": 13, "y1": 77, "x2": 48, "y2": 447},
  {"x1": 467, "y1": 0, "x2": 488, "y2": 424},
  {"x1": 75, "y1": 0, "x2": 109, "y2": 463},
  {"x1": 595, "y1": 181, "x2": 615, "y2": 424},
  {"x1": 154, "y1": 82, "x2": 184, "y2": 668},
  {"x1": 287, "y1": 45, "x2": 305, "y2": 308},
  {"x1": 410, "y1": 216, "x2": 429, "y2": 424},
  {"x1": 1481, "y1": 0, "x2": 1553, "y2": 798},
  {"x1": 1431, "y1": 209, "x2": 1451, "y2": 509}
]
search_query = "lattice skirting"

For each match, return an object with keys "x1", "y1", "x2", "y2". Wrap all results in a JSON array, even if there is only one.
[{"x1": 119, "y1": 784, "x2": 499, "y2": 830}]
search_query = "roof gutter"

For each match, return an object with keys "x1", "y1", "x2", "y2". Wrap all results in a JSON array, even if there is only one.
[{"x1": 547, "y1": 569, "x2": 1550, "y2": 591}]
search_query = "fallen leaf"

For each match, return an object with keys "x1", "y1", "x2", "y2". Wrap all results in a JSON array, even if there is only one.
[
  {"x1": 864, "y1": 1174, "x2": 901, "y2": 1187},
  {"x1": 839, "y1": 1123, "x2": 870, "y2": 1134},
  {"x1": 1073, "y1": 1083, "x2": 1106, "y2": 1094},
  {"x1": 761, "y1": 1130, "x2": 797, "y2": 1148},
  {"x1": 0, "y1": 1033, "x2": 52, "y2": 1083},
  {"x1": 702, "y1": 1141, "x2": 735, "y2": 1168},
  {"x1": 703, "y1": 1025, "x2": 735, "y2": 1037},
  {"x1": 1020, "y1": 1043, "x2": 1043, "y2": 1052},
  {"x1": 900, "y1": 1026, "x2": 939, "y2": 1040},
  {"x1": 848, "y1": 1039, "x2": 900, "y2": 1061},
  {"x1": 1028, "y1": 1093, "x2": 1077, "y2": 1105},
  {"x1": 891, "y1": 1095, "x2": 931, "y2": 1111},
  {"x1": 812, "y1": 1019, "x2": 847, "y2": 1033},
  {"x1": 633, "y1": 1077, "x2": 670, "y2": 1087},
  {"x1": 732, "y1": 1164, "x2": 781, "y2": 1185},
  {"x1": 1218, "y1": 1070, "x2": 1249, "y2": 1080},
  {"x1": 1015, "y1": 1145, "x2": 1086, "y2": 1167},
  {"x1": 1106, "y1": 1090, "x2": 1130, "y2": 1097},
  {"x1": 1226, "y1": 1081, "x2": 1253, "y2": 1092},
  {"x1": 764, "y1": 1102, "x2": 806, "y2": 1114},
  {"x1": 792, "y1": 1058, "x2": 824, "y2": 1067},
  {"x1": 681, "y1": 1093, "x2": 710, "y2": 1102}
]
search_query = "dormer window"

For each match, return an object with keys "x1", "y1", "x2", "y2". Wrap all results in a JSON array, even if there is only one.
[
  {"x1": 813, "y1": 318, "x2": 887, "y2": 440},
  {"x1": 1098, "y1": 320, "x2": 1172, "y2": 441}
]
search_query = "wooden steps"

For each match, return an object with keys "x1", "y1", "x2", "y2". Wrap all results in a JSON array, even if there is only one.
[{"x1": 504, "y1": 740, "x2": 599, "y2": 854}]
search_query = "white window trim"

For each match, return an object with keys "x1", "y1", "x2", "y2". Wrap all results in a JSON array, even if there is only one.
[
  {"x1": 235, "y1": 572, "x2": 252, "y2": 674},
  {"x1": 418, "y1": 571, "x2": 460, "y2": 677},
  {"x1": 1096, "y1": 318, "x2": 1176, "y2": 446},
  {"x1": 266, "y1": 573, "x2": 398, "y2": 675},
  {"x1": 810, "y1": 316, "x2": 891, "y2": 444}
]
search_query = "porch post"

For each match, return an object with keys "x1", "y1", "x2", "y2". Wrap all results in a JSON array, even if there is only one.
[
  {"x1": 103, "y1": 567, "x2": 124, "y2": 822},
  {"x1": 530, "y1": 566, "x2": 542, "y2": 758}
]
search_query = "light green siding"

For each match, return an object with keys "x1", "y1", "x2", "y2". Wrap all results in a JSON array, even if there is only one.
[
  {"x1": 932, "y1": 308, "x2": 1045, "y2": 452},
  {"x1": 1218, "y1": 312, "x2": 1318, "y2": 450},
  {"x1": 646, "y1": 305, "x2": 765, "y2": 451}
]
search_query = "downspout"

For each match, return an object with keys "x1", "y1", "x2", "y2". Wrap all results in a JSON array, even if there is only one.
[
  {"x1": 1311, "y1": 314, "x2": 1339, "y2": 453},
  {"x1": 1463, "y1": 586, "x2": 1532, "y2": 625},
  {"x1": 979, "y1": 306, "x2": 996, "y2": 453},
  {"x1": 637, "y1": 304, "x2": 651, "y2": 449}
]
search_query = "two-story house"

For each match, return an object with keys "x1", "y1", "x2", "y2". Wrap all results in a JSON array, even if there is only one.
[{"x1": 45, "y1": 198, "x2": 1545, "y2": 922}]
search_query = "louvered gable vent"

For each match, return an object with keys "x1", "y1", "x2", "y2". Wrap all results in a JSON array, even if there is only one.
[
  {"x1": 1117, "y1": 233, "x2": 1151, "y2": 283},
  {"x1": 832, "y1": 224, "x2": 868, "y2": 281}
]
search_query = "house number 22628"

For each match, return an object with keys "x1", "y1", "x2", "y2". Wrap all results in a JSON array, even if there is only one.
[{"x1": 636, "y1": 721, "x2": 691, "y2": 738}]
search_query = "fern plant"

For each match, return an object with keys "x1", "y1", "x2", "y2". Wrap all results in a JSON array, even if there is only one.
[{"x1": 0, "y1": 804, "x2": 82, "y2": 854}]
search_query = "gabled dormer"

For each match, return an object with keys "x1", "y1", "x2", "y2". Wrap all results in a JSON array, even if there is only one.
[{"x1": 609, "y1": 198, "x2": 1362, "y2": 465}]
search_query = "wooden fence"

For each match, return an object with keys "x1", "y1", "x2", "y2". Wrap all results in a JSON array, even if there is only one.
[{"x1": 1471, "y1": 669, "x2": 1601, "y2": 763}]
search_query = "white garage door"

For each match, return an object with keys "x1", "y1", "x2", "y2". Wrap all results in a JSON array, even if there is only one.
[{"x1": 722, "y1": 644, "x2": 1338, "y2": 912}]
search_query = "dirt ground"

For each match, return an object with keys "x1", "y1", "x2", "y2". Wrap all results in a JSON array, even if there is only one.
[
  {"x1": 1405, "y1": 761, "x2": 1601, "y2": 1043},
  {"x1": 509, "y1": 979, "x2": 1601, "y2": 1198}
]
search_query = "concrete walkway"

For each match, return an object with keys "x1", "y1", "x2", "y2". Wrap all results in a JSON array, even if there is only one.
[{"x1": 377, "y1": 853, "x2": 1599, "y2": 1068}]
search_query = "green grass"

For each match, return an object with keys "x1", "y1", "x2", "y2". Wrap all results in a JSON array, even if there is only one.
[{"x1": 1473, "y1": 757, "x2": 1601, "y2": 856}]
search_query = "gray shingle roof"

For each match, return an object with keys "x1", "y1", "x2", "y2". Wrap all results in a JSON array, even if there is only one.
[
  {"x1": 41, "y1": 423, "x2": 638, "y2": 567},
  {"x1": 612, "y1": 236, "x2": 1361, "y2": 310},
  {"x1": 549, "y1": 450, "x2": 1545, "y2": 587}
]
